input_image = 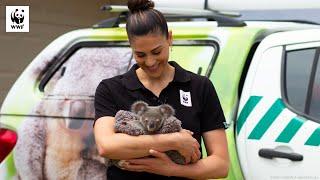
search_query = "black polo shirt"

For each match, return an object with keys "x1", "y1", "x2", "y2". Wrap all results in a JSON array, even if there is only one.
[{"x1": 94, "y1": 61, "x2": 226, "y2": 180}]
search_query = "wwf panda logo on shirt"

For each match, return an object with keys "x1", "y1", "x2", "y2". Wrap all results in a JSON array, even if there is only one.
[
  {"x1": 179, "y1": 90, "x2": 192, "y2": 107},
  {"x1": 11, "y1": 9, "x2": 24, "y2": 24}
]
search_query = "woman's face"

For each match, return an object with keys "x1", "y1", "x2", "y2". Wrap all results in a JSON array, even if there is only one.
[{"x1": 130, "y1": 31, "x2": 172, "y2": 79}]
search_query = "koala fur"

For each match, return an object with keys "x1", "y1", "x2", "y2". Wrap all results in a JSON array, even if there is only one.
[
  {"x1": 111, "y1": 101, "x2": 186, "y2": 167},
  {"x1": 14, "y1": 103, "x2": 107, "y2": 180},
  {"x1": 12, "y1": 47, "x2": 134, "y2": 179}
]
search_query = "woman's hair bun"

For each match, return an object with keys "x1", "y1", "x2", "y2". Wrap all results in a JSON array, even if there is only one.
[{"x1": 127, "y1": 0, "x2": 155, "y2": 13}]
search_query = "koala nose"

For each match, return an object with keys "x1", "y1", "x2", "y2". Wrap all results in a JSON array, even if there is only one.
[
  {"x1": 148, "y1": 123, "x2": 156, "y2": 132},
  {"x1": 149, "y1": 123, "x2": 155, "y2": 129}
]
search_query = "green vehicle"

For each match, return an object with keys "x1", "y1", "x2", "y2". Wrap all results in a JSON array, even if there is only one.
[{"x1": 1, "y1": 5, "x2": 320, "y2": 180}]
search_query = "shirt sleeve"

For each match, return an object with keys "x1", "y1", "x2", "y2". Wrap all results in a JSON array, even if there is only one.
[
  {"x1": 200, "y1": 77, "x2": 227, "y2": 132},
  {"x1": 93, "y1": 80, "x2": 118, "y2": 126}
]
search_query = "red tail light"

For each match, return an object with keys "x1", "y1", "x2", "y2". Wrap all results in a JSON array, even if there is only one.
[{"x1": 0, "y1": 128, "x2": 17, "y2": 163}]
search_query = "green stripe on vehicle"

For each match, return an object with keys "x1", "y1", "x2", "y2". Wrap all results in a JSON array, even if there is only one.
[
  {"x1": 236, "y1": 96, "x2": 262, "y2": 134},
  {"x1": 276, "y1": 117, "x2": 305, "y2": 143},
  {"x1": 248, "y1": 99, "x2": 285, "y2": 140},
  {"x1": 305, "y1": 127, "x2": 320, "y2": 146}
]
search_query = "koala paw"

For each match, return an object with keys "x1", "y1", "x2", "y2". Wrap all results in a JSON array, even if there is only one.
[
  {"x1": 114, "y1": 119, "x2": 145, "y2": 136},
  {"x1": 159, "y1": 117, "x2": 182, "y2": 134},
  {"x1": 165, "y1": 150, "x2": 186, "y2": 165},
  {"x1": 115, "y1": 110, "x2": 137, "y2": 122}
]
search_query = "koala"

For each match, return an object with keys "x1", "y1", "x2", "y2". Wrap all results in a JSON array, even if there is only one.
[
  {"x1": 11, "y1": 9, "x2": 24, "y2": 24},
  {"x1": 132, "y1": 101, "x2": 175, "y2": 134},
  {"x1": 13, "y1": 47, "x2": 133, "y2": 179},
  {"x1": 14, "y1": 102, "x2": 107, "y2": 180},
  {"x1": 110, "y1": 101, "x2": 186, "y2": 167}
]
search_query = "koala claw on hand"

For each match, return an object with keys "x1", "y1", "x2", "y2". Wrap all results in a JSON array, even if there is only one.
[{"x1": 165, "y1": 150, "x2": 186, "y2": 165}]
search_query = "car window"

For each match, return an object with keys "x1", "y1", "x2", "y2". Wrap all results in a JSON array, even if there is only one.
[
  {"x1": 44, "y1": 41, "x2": 217, "y2": 97},
  {"x1": 309, "y1": 51, "x2": 320, "y2": 119},
  {"x1": 44, "y1": 47, "x2": 133, "y2": 97},
  {"x1": 170, "y1": 45, "x2": 216, "y2": 76},
  {"x1": 284, "y1": 48, "x2": 320, "y2": 121}
]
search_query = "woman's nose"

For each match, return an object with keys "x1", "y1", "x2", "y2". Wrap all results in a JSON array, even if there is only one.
[{"x1": 145, "y1": 56, "x2": 156, "y2": 66}]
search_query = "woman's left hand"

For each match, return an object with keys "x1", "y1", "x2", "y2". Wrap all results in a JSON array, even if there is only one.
[{"x1": 120, "y1": 149, "x2": 180, "y2": 176}]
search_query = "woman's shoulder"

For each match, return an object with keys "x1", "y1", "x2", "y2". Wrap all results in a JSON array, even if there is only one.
[
  {"x1": 178, "y1": 68, "x2": 216, "y2": 99},
  {"x1": 184, "y1": 70, "x2": 211, "y2": 87},
  {"x1": 97, "y1": 74, "x2": 126, "y2": 91},
  {"x1": 171, "y1": 61, "x2": 209, "y2": 85}
]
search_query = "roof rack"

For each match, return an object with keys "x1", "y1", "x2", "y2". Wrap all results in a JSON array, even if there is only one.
[
  {"x1": 93, "y1": 5, "x2": 246, "y2": 28},
  {"x1": 103, "y1": 5, "x2": 241, "y2": 17},
  {"x1": 93, "y1": 12, "x2": 127, "y2": 28}
]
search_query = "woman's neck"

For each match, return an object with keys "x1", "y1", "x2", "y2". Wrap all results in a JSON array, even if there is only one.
[
  {"x1": 136, "y1": 63, "x2": 175, "y2": 87},
  {"x1": 136, "y1": 64, "x2": 174, "y2": 97}
]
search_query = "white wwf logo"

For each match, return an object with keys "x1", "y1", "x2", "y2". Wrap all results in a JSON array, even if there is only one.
[
  {"x1": 179, "y1": 90, "x2": 192, "y2": 107},
  {"x1": 6, "y1": 6, "x2": 29, "y2": 32}
]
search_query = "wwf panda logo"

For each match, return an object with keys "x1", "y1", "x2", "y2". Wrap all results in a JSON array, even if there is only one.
[{"x1": 11, "y1": 9, "x2": 24, "y2": 24}]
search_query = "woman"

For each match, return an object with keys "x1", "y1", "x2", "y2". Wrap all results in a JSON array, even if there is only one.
[{"x1": 93, "y1": 0, "x2": 230, "y2": 179}]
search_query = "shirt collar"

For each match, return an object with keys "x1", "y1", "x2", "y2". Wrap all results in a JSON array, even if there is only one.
[{"x1": 122, "y1": 61, "x2": 191, "y2": 90}]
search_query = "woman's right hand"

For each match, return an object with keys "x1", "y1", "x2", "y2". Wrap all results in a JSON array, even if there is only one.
[{"x1": 174, "y1": 129, "x2": 201, "y2": 164}]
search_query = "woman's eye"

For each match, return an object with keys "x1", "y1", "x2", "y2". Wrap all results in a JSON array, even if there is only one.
[
  {"x1": 136, "y1": 54, "x2": 145, "y2": 58},
  {"x1": 153, "y1": 51, "x2": 161, "y2": 55}
]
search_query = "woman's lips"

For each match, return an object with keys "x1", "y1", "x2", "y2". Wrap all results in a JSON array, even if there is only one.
[{"x1": 147, "y1": 64, "x2": 159, "y2": 73}]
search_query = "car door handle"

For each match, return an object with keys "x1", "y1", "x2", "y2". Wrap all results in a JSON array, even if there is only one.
[{"x1": 258, "y1": 148, "x2": 303, "y2": 161}]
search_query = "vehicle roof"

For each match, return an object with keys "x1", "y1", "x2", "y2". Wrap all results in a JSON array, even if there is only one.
[
  {"x1": 114, "y1": 20, "x2": 320, "y2": 32},
  {"x1": 48, "y1": 20, "x2": 320, "y2": 46},
  {"x1": 166, "y1": 20, "x2": 320, "y2": 30}
]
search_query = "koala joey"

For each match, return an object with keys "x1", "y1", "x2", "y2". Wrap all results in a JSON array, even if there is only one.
[
  {"x1": 131, "y1": 101, "x2": 176, "y2": 134},
  {"x1": 110, "y1": 101, "x2": 186, "y2": 168}
]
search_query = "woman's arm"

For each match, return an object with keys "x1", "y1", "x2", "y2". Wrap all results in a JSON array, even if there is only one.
[
  {"x1": 94, "y1": 116, "x2": 200, "y2": 161},
  {"x1": 123, "y1": 128, "x2": 230, "y2": 179},
  {"x1": 174, "y1": 128, "x2": 230, "y2": 179}
]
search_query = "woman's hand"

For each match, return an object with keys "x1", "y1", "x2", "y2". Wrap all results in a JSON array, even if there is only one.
[
  {"x1": 120, "y1": 149, "x2": 179, "y2": 176},
  {"x1": 175, "y1": 129, "x2": 201, "y2": 163}
]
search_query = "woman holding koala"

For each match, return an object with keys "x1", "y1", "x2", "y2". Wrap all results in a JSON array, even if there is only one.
[{"x1": 93, "y1": 0, "x2": 230, "y2": 179}]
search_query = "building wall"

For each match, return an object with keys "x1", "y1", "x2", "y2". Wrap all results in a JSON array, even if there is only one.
[{"x1": 0, "y1": 0, "x2": 127, "y2": 107}]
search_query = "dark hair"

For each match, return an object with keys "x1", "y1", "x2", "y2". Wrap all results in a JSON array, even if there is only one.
[{"x1": 126, "y1": 0, "x2": 169, "y2": 41}]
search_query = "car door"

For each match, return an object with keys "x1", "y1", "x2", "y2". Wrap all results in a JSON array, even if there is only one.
[{"x1": 236, "y1": 29, "x2": 320, "y2": 180}]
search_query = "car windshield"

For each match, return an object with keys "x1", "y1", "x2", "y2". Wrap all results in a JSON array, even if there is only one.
[{"x1": 237, "y1": 9, "x2": 320, "y2": 24}]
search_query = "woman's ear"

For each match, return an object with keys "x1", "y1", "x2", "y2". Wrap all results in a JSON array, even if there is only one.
[{"x1": 168, "y1": 30, "x2": 173, "y2": 46}]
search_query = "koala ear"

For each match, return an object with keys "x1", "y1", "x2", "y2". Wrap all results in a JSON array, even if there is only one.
[
  {"x1": 131, "y1": 101, "x2": 148, "y2": 115},
  {"x1": 159, "y1": 104, "x2": 175, "y2": 118}
]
